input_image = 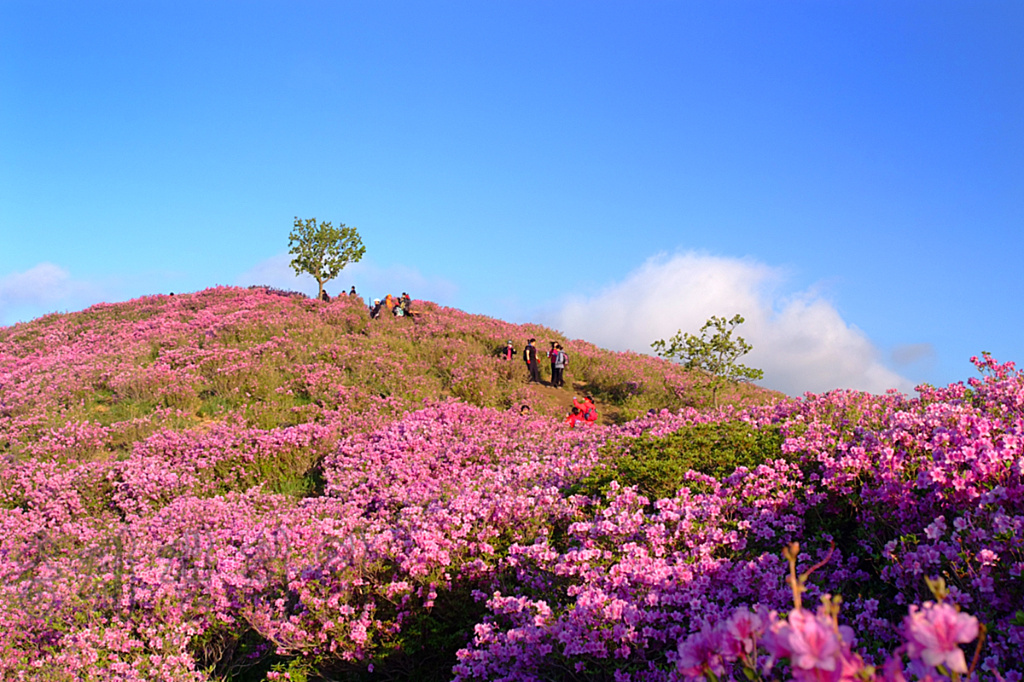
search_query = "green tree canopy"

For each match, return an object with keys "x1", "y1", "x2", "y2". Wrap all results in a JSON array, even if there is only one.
[
  {"x1": 288, "y1": 217, "x2": 365, "y2": 300},
  {"x1": 651, "y1": 313, "x2": 764, "y2": 407}
]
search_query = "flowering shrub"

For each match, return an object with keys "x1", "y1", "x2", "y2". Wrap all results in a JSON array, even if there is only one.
[
  {"x1": 673, "y1": 549, "x2": 986, "y2": 682},
  {"x1": 0, "y1": 289, "x2": 1022, "y2": 680}
]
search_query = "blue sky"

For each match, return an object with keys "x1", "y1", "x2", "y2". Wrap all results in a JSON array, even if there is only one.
[{"x1": 2, "y1": 1, "x2": 1022, "y2": 395}]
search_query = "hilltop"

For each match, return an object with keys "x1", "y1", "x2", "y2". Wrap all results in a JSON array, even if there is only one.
[{"x1": 0, "y1": 285, "x2": 780, "y2": 443}]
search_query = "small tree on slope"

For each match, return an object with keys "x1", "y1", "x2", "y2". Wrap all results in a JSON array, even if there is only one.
[
  {"x1": 651, "y1": 313, "x2": 764, "y2": 408},
  {"x1": 288, "y1": 217, "x2": 366, "y2": 300}
]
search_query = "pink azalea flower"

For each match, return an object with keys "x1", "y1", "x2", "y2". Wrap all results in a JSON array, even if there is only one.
[
  {"x1": 904, "y1": 601, "x2": 979, "y2": 673},
  {"x1": 722, "y1": 607, "x2": 767, "y2": 663},
  {"x1": 677, "y1": 624, "x2": 727, "y2": 680},
  {"x1": 785, "y1": 609, "x2": 843, "y2": 678},
  {"x1": 763, "y1": 608, "x2": 865, "y2": 682}
]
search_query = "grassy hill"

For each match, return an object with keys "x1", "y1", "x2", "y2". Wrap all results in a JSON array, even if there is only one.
[
  {"x1": 1, "y1": 287, "x2": 1020, "y2": 681},
  {"x1": 0, "y1": 285, "x2": 779, "y2": 449}
]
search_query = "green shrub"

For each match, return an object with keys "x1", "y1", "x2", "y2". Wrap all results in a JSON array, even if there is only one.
[{"x1": 577, "y1": 421, "x2": 789, "y2": 503}]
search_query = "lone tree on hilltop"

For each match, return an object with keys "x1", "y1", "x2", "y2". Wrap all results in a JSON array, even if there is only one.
[
  {"x1": 288, "y1": 217, "x2": 365, "y2": 301},
  {"x1": 651, "y1": 313, "x2": 764, "y2": 408}
]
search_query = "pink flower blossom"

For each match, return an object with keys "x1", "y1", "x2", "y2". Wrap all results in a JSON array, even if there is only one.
[
  {"x1": 676, "y1": 623, "x2": 726, "y2": 680},
  {"x1": 722, "y1": 606, "x2": 767, "y2": 663},
  {"x1": 904, "y1": 601, "x2": 979, "y2": 673},
  {"x1": 778, "y1": 609, "x2": 843, "y2": 679}
]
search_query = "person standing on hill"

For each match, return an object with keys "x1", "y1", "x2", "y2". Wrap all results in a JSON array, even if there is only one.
[
  {"x1": 548, "y1": 342, "x2": 558, "y2": 386},
  {"x1": 553, "y1": 343, "x2": 568, "y2": 388},
  {"x1": 501, "y1": 340, "x2": 516, "y2": 361},
  {"x1": 523, "y1": 338, "x2": 541, "y2": 383}
]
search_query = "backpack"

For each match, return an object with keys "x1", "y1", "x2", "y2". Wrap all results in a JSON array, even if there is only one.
[{"x1": 558, "y1": 350, "x2": 568, "y2": 366}]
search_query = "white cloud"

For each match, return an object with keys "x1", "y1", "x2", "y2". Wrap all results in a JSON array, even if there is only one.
[
  {"x1": 1, "y1": 262, "x2": 74, "y2": 305},
  {"x1": 546, "y1": 252, "x2": 915, "y2": 396},
  {"x1": 236, "y1": 254, "x2": 459, "y2": 305},
  {"x1": 0, "y1": 263, "x2": 106, "y2": 325}
]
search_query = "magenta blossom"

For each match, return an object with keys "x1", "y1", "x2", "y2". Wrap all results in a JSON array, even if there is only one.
[
  {"x1": 677, "y1": 623, "x2": 727, "y2": 680},
  {"x1": 722, "y1": 606, "x2": 768, "y2": 663},
  {"x1": 904, "y1": 601, "x2": 979, "y2": 673},
  {"x1": 764, "y1": 608, "x2": 863, "y2": 682}
]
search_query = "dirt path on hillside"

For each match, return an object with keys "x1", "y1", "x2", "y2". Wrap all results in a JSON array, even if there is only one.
[{"x1": 519, "y1": 379, "x2": 621, "y2": 425}]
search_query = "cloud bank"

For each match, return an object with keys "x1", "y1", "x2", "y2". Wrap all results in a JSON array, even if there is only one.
[{"x1": 547, "y1": 252, "x2": 915, "y2": 396}]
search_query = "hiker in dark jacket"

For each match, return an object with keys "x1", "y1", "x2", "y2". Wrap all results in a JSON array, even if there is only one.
[
  {"x1": 500, "y1": 340, "x2": 516, "y2": 361},
  {"x1": 523, "y1": 338, "x2": 541, "y2": 383}
]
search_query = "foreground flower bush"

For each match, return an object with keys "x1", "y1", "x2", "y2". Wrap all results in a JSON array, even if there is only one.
[
  {"x1": 450, "y1": 356, "x2": 1024, "y2": 682},
  {"x1": 0, "y1": 289, "x2": 1022, "y2": 680},
  {"x1": 675, "y1": 548, "x2": 985, "y2": 682}
]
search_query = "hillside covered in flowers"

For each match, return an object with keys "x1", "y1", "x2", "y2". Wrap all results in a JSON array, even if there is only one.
[{"x1": 0, "y1": 287, "x2": 1021, "y2": 681}]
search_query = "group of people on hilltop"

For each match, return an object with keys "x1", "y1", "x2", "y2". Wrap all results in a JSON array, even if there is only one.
[
  {"x1": 370, "y1": 292, "x2": 412, "y2": 319},
  {"x1": 317, "y1": 287, "x2": 414, "y2": 320},
  {"x1": 319, "y1": 286, "x2": 361, "y2": 303}
]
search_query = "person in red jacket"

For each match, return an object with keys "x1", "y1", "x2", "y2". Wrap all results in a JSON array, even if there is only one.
[
  {"x1": 565, "y1": 406, "x2": 582, "y2": 428},
  {"x1": 573, "y1": 395, "x2": 597, "y2": 424}
]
